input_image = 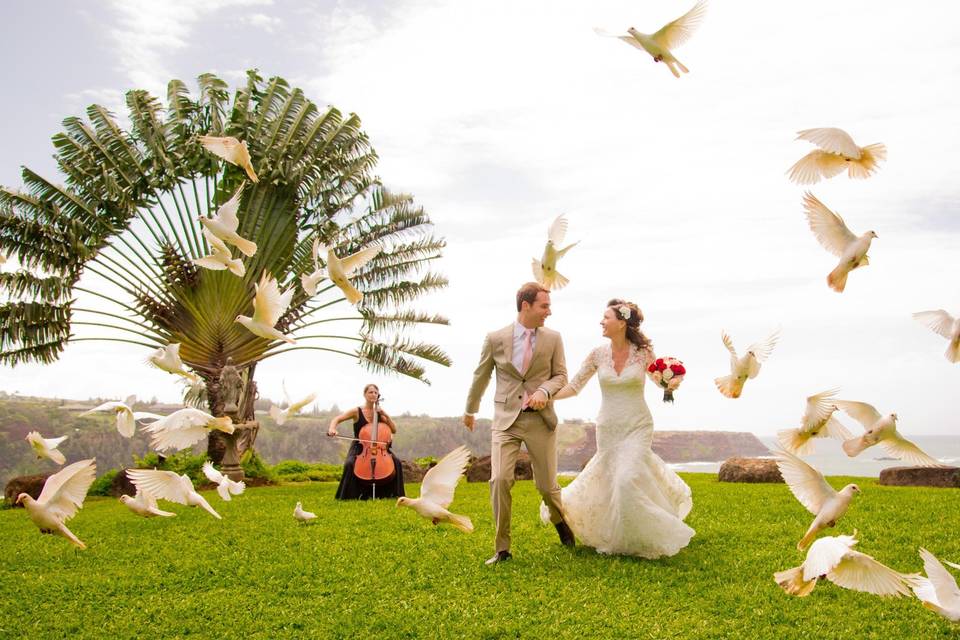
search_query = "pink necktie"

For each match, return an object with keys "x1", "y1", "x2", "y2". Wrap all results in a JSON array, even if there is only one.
[{"x1": 521, "y1": 329, "x2": 533, "y2": 408}]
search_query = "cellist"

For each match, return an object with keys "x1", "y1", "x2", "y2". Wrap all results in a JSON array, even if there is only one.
[{"x1": 328, "y1": 383, "x2": 406, "y2": 500}]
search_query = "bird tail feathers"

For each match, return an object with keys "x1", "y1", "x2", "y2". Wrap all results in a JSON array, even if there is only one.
[
  {"x1": 232, "y1": 236, "x2": 257, "y2": 257},
  {"x1": 714, "y1": 374, "x2": 743, "y2": 399},
  {"x1": 774, "y1": 566, "x2": 816, "y2": 596},
  {"x1": 59, "y1": 525, "x2": 86, "y2": 549},
  {"x1": 847, "y1": 143, "x2": 886, "y2": 180},
  {"x1": 827, "y1": 265, "x2": 848, "y2": 292},
  {"x1": 539, "y1": 269, "x2": 569, "y2": 291},
  {"x1": 842, "y1": 436, "x2": 869, "y2": 458},
  {"x1": 193, "y1": 257, "x2": 228, "y2": 271},
  {"x1": 49, "y1": 448, "x2": 66, "y2": 465},
  {"x1": 447, "y1": 513, "x2": 474, "y2": 534},
  {"x1": 798, "y1": 526, "x2": 819, "y2": 551},
  {"x1": 340, "y1": 280, "x2": 364, "y2": 305},
  {"x1": 776, "y1": 428, "x2": 814, "y2": 456}
]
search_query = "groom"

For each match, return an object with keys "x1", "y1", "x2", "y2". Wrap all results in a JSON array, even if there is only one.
[{"x1": 463, "y1": 282, "x2": 575, "y2": 565}]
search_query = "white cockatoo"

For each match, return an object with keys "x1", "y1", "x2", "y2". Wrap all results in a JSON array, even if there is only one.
[
  {"x1": 531, "y1": 214, "x2": 579, "y2": 291},
  {"x1": 396, "y1": 445, "x2": 473, "y2": 533},
  {"x1": 787, "y1": 128, "x2": 886, "y2": 185},
  {"x1": 126, "y1": 469, "x2": 222, "y2": 520},
  {"x1": 802, "y1": 192, "x2": 877, "y2": 293},
  {"x1": 198, "y1": 135, "x2": 259, "y2": 183},
  {"x1": 141, "y1": 408, "x2": 234, "y2": 452},
  {"x1": 25, "y1": 431, "x2": 67, "y2": 465},
  {"x1": 913, "y1": 548, "x2": 960, "y2": 622},
  {"x1": 235, "y1": 272, "x2": 296, "y2": 344},
  {"x1": 776, "y1": 389, "x2": 851, "y2": 456},
  {"x1": 269, "y1": 381, "x2": 317, "y2": 426},
  {"x1": 148, "y1": 343, "x2": 201, "y2": 384},
  {"x1": 834, "y1": 400, "x2": 942, "y2": 467},
  {"x1": 594, "y1": 0, "x2": 707, "y2": 78},
  {"x1": 301, "y1": 238, "x2": 381, "y2": 304},
  {"x1": 774, "y1": 449, "x2": 860, "y2": 550},
  {"x1": 80, "y1": 394, "x2": 147, "y2": 438},
  {"x1": 714, "y1": 328, "x2": 780, "y2": 399},
  {"x1": 16, "y1": 458, "x2": 96, "y2": 549},
  {"x1": 294, "y1": 501, "x2": 317, "y2": 523},
  {"x1": 193, "y1": 227, "x2": 246, "y2": 277},
  {"x1": 201, "y1": 462, "x2": 246, "y2": 502},
  {"x1": 774, "y1": 533, "x2": 920, "y2": 598},
  {"x1": 198, "y1": 184, "x2": 257, "y2": 257},
  {"x1": 913, "y1": 310, "x2": 960, "y2": 363},
  {"x1": 120, "y1": 489, "x2": 176, "y2": 518}
]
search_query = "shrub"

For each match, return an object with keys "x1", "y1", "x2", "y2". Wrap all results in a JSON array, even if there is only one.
[
  {"x1": 88, "y1": 469, "x2": 119, "y2": 496},
  {"x1": 272, "y1": 460, "x2": 312, "y2": 476},
  {"x1": 415, "y1": 456, "x2": 437, "y2": 468},
  {"x1": 241, "y1": 449, "x2": 276, "y2": 483}
]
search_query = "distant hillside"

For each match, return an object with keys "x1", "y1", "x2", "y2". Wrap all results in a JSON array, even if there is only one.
[{"x1": 0, "y1": 395, "x2": 768, "y2": 483}]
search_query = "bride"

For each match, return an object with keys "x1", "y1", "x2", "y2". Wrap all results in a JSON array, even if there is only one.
[{"x1": 543, "y1": 299, "x2": 694, "y2": 558}]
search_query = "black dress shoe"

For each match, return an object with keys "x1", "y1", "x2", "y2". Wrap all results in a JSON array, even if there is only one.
[
  {"x1": 555, "y1": 520, "x2": 575, "y2": 547},
  {"x1": 485, "y1": 550, "x2": 513, "y2": 565}
]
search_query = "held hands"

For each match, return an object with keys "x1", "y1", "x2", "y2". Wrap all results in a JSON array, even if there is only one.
[
  {"x1": 525, "y1": 390, "x2": 548, "y2": 411},
  {"x1": 462, "y1": 414, "x2": 475, "y2": 431}
]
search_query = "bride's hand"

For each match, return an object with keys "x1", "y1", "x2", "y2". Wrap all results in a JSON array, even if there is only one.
[{"x1": 526, "y1": 390, "x2": 548, "y2": 410}]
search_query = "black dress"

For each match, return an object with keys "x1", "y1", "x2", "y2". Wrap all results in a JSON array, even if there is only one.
[{"x1": 334, "y1": 407, "x2": 405, "y2": 500}]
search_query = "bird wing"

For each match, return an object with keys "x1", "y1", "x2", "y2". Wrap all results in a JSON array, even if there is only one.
[
  {"x1": 919, "y1": 548, "x2": 960, "y2": 610},
  {"x1": 420, "y1": 445, "x2": 472, "y2": 509},
  {"x1": 547, "y1": 214, "x2": 568, "y2": 247},
  {"x1": 80, "y1": 401, "x2": 127, "y2": 416},
  {"x1": 202, "y1": 227, "x2": 232, "y2": 258},
  {"x1": 252, "y1": 273, "x2": 288, "y2": 326},
  {"x1": 214, "y1": 184, "x2": 244, "y2": 232},
  {"x1": 775, "y1": 449, "x2": 835, "y2": 515},
  {"x1": 126, "y1": 469, "x2": 191, "y2": 505},
  {"x1": 202, "y1": 461, "x2": 225, "y2": 484},
  {"x1": 803, "y1": 535, "x2": 857, "y2": 581},
  {"x1": 801, "y1": 388, "x2": 839, "y2": 431},
  {"x1": 878, "y1": 434, "x2": 943, "y2": 467},
  {"x1": 829, "y1": 549, "x2": 916, "y2": 597},
  {"x1": 720, "y1": 330, "x2": 738, "y2": 361},
  {"x1": 150, "y1": 425, "x2": 208, "y2": 452},
  {"x1": 289, "y1": 393, "x2": 317, "y2": 413},
  {"x1": 913, "y1": 310, "x2": 957, "y2": 340},
  {"x1": 281, "y1": 379, "x2": 291, "y2": 405},
  {"x1": 747, "y1": 328, "x2": 780, "y2": 362},
  {"x1": 650, "y1": 0, "x2": 708, "y2": 50},
  {"x1": 802, "y1": 192, "x2": 857, "y2": 257},
  {"x1": 833, "y1": 400, "x2": 882, "y2": 430},
  {"x1": 339, "y1": 244, "x2": 382, "y2": 276},
  {"x1": 788, "y1": 150, "x2": 848, "y2": 185},
  {"x1": 36, "y1": 459, "x2": 96, "y2": 521},
  {"x1": 144, "y1": 408, "x2": 215, "y2": 432},
  {"x1": 796, "y1": 128, "x2": 861, "y2": 159}
]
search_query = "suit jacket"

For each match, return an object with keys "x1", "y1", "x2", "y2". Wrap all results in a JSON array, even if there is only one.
[{"x1": 465, "y1": 323, "x2": 567, "y2": 431}]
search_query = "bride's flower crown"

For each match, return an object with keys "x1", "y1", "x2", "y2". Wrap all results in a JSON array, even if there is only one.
[{"x1": 617, "y1": 305, "x2": 632, "y2": 321}]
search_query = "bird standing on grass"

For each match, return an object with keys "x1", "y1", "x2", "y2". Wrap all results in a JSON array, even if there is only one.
[{"x1": 294, "y1": 502, "x2": 317, "y2": 523}]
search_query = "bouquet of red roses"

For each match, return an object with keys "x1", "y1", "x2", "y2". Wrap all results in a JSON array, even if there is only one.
[{"x1": 646, "y1": 357, "x2": 686, "y2": 403}]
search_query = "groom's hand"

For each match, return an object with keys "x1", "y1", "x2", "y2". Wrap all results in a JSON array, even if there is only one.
[
  {"x1": 462, "y1": 414, "x2": 475, "y2": 431},
  {"x1": 526, "y1": 390, "x2": 548, "y2": 410}
]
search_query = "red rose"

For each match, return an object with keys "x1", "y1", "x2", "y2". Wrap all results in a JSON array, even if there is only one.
[
  {"x1": 647, "y1": 363, "x2": 657, "y2": 372},
  {"x1": 656, "y1": 361, "x2": 667, "y2": 372},
  {"x1": 670, "y1": 364, "x2": 686, "y2": 375}
]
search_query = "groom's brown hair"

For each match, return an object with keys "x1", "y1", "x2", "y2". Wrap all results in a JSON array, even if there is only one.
[{"x1": 516, "y1": 282, "x2": 549, "y2": 311}]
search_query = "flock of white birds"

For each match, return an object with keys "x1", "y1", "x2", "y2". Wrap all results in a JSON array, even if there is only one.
[{"x1": 7, "y1": 0, "x2": 960, "y2": 625}]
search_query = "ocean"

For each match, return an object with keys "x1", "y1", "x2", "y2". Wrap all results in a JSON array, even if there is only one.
[{"x1": 667, "y1": 435, "x2": 960, "y2": 477}]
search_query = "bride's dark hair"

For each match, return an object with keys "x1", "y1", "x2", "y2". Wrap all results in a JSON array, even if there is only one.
[{"x1": 607, "y1": 299, "x2": 652, "y2": 351}]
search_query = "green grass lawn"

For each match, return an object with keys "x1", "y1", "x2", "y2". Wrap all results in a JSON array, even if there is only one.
[{"x1": 1, "y1": 474, "x2": 958, "y2": 639}]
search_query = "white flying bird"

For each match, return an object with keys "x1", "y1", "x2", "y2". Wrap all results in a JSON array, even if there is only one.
[
  {"x1": 269, "y1": 382, "x2": 317, "y2": 426},
  {"x1": 198, "y1": 135, "x2": 259, "y2": 183},
  {"x1": 397, "y1": 445, "x2": 473, "y2": 533},
  {"x1": 594, "y1": 0, "x2": 707, "y2": 78},
  {"x1": 774, "y1": 449, "x2": 860, "y2": 550},
  {"x1": 802, "y1": 192, "x2": 877, "y2": 293},
  {"x1": 302, "y1": 238, "x2": 381, "y2": 304},
  {"x1": 16, "y1": 458, "x2": 96, "y2": 549},
  {"x1": 148, "y1": 343, "x2": 201, "y2": 384},
  {"x1": 141, "y1": 408, "x2": 234, "y2": 452},
  {"x1": 774, "y1": 533, "x2": 920, "y2": 598},
  {"x1": 202, "y1": 462, "x2": 246, "y2": 502},
  {"x1": 787, "y1": 127, "x2": 886, "y2": 185},
  {"x1": 126, "y1": 469, "x2": 222, "y2": 520},
  {"x1": 834, "y1": 400, "x2": 943, "y2": 467},
  {"x1": 79, "y1": 395, "x2": 159, "y2": 438},
  {"x1": 294, "y1": 501, "x2": 317, "y2": 523},
  {"x1": 236, "y1": 272, "x2": 296, "y2": 344},
  {"x1": 194, "y1": 227, "x2": 246, "y2": 277},
  {"x1": 714, "y1": 328, "x2": 780, "y2": 399},
  {"x1": 913, "y1": 548, "x2": 960, "y2": 623},
  {"x1": 25, "y1": 431, "x2": 67, "y2": 465},
  {"x1": 776, "y1": 389, "x2": 851, "y2": 456},
  {"x1": 120, "y1": 489, "x2": 176, "y2": 518},
  {"x1": 198, "y1": 184, "x2": 257, "y2": 257},
  {"x1": 913, "y1": 310, "x2": 960, "y2": 363},
  {"x1": 531, "y1": 214, "x2": 579, "y2": 291}
]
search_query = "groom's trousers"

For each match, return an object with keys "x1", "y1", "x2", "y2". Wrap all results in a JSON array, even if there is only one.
[{"x1": 490, "y1": 411, "x2": 564, "y2": 553}]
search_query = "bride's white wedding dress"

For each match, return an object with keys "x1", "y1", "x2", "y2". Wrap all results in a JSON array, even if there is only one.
[{"x1": 541, "y1": 344, "x2": 694, "y2": 558}]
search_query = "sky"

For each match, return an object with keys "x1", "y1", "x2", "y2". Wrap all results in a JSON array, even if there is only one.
[{"x1": 1, "y1": 1, "x2": 958, "y2": 436}]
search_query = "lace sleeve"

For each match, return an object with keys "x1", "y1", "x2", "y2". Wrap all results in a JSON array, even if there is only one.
[
  {"x1": 639, "y1": 346, "x2": 656, "y2": 371},
  {"x1": 568, "y1": 347, "x2": 601, "y2": 394}
]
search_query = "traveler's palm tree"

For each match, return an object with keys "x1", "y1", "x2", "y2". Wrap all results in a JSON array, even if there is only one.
[{"x1": 0, "y1": 71, "x2": 449, "y2": 422}]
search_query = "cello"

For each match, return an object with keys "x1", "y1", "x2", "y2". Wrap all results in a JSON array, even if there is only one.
[{"x1": 352, "y1": 395, "x2": 395, "y2": 498}]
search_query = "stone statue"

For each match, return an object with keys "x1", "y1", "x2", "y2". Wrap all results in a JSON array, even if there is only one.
[{"x1": 219, "y1": 357, "x2": 243, "y2": 417}]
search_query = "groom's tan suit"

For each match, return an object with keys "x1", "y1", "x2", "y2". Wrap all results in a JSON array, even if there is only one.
[{"x1": 466, "y1": 323, "x2": 567, "y2": 553}]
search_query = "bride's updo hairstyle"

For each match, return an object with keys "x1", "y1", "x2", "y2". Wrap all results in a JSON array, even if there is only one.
[{"x1": 607, "y1": 299, "x2": 652, "y2": 351}]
